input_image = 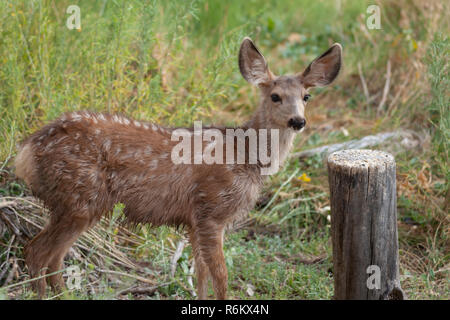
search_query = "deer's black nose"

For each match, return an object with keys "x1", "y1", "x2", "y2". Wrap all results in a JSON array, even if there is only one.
[{"x1": 288, "y1": 117, "x2": 306, "y2": 130}]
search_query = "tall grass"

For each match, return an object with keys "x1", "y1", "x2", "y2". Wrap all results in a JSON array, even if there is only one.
[
  {"x1": 425, "y1": 33, "x2": 449, "y2": 193},
  {"x1": 0, "y1": 0, "x2": 378, "y2": 159}
]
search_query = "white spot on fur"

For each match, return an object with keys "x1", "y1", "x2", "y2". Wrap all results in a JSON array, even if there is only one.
[
  {"x1": 83, "y1": 111, "x2": 91, "y2": 119},
  {"x1": 88, "y1": 172, "x2": 98, "y2": 184},
  {"x1": 53, "y1": 136, "x2": 68, "y2": 146},
  {"x1": 71, "y1": 113, "x2": 82, "y2": 121},
  {"x1": 44, "y1": 140, "x2": 56, "y2": 152},
  {"x1": 149, "y1": 159, "x2": 158, "y2": 170},
  {"x1": 218, "y1": 190, "x2": 228, "y2": 198},
  {"x1": 123, "y1": 150, "x2": 133, "y2": 159},
  {"x1": 104, "y1": 139, "x2": 111, "y2": 151},
  {"x1": 160, "y1": 152, "x2": 168, "y2": 159},
  {"x1": 144, "y1": 146, "x2": 152, "y2": 155}
]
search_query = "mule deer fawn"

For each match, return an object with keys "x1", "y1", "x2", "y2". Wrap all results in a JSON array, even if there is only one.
[{"x1": 15, "y1": 38, "x2": 342, "y2": 299}]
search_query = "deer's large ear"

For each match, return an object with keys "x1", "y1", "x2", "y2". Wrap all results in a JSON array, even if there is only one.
[
  {"x1": 300, "y1": 43, "x2": 342, "y2": 88},
  {"x1": 239, "y1": 37, "x2": 273, "y2": 86}
]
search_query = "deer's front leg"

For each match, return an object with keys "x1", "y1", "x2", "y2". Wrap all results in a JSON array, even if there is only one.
[
  {"x1": 197, "y1": 224, "x2": 228, "y2": 300},
  {"x1": 189, "y1": 229, "x2": 210, "y2": 299}
]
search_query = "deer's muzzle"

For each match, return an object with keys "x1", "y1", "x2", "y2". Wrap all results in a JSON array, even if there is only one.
[{"x1": 287, "y1": 117, "x2": 306, "y2": 131}]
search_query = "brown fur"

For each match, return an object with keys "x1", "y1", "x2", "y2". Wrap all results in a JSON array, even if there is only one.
[{"x1": 15, "y1": 38, "x2": 342, "y2": 299}]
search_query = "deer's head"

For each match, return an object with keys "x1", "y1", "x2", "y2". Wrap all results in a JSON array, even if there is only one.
[{"x1": 239, "y1": 37, "x2": 342, "y2": 131}]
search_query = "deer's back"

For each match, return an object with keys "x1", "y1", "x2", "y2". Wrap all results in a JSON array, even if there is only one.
[{"x1": 15, "y1": 111, "x2": 262, "y2": 227}]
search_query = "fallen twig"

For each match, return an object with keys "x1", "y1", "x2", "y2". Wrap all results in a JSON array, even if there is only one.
[
  {"x1": 0, "y1": 209, "x2": 22, "y2": 237},
  {"x1": 96, "y1": 268, "x2": 156, "y2": 285},
  {"x1": 377, "y1": 59, "x2": 391, "y2": 115},
  {"x1": 0, "y1": 234, "x2": 15, "y2": 283},
  {"x1": 0, "y1": 201, "x2": 17, "y2": 209},
  {"x1": 170, "y1": 239, "x2": 187, "y2": 277},
  {"x1": 358, "y1": 62, "x2": 370, "y2": 109},
  {"x1": 117, "y1": 281, "x2": 173, "y2": 296},
  {"x1": 387, "y1": 68, "x2": 413, "y2": 115}
]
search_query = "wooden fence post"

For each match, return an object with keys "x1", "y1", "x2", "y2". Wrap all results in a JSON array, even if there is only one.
[{"x1": 327, "y1": 149, "x2": 405, "y2": 300}]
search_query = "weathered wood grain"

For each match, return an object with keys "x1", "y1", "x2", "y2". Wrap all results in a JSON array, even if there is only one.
[{"x1": 327, "y1": 149, "x2": 405, "y2": 300}]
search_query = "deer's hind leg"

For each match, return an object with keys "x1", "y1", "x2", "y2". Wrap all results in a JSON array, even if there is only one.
[
  {"x1": 25, "y1": 211, "x2": 92, "y2": 298},
  {"x1": 47, "y1": 214, "x2": 95, "y2": 292},
  {"x1": 25, "y1": 227, "x2": 53, "y2": 297}
]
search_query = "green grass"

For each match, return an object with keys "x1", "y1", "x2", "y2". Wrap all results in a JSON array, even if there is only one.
[
  {"x1": 425, "y1": 33, "x2": 449, "y2": 199},
  {"x1": 0, "y1": 0, "x2": 449, "y2": 299}
]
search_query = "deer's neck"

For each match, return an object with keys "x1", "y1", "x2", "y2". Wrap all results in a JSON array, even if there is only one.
[{"x1": 243, "y1": 105, "x2": 296, "y2": 168}]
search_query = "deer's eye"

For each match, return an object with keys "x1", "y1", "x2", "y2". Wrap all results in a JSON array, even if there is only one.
[
  {"x1": 271, "y1": 94, "x2": 282, "y2": 103},
  {"x1": 303, "y1": 94, "x2": 311, "y2": 102}
]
